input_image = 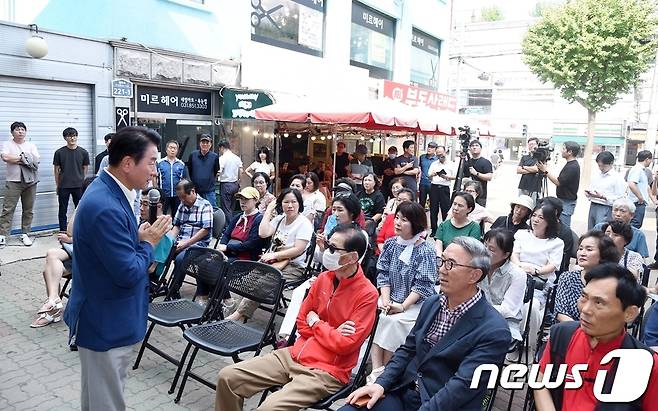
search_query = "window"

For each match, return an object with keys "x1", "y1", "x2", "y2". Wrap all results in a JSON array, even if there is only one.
[
  {"x1": 410, "y1": 29, "x2": 441, "y2": 90},
  {"x1": 350, "y1": 2, "x2": 395, "y2": 80},
  {"x1": 459, "y1": 89, "x2": 492, "y2": 114},
  {"x1": 251, "y1": 0, "x2": 325, "y2": 57}
]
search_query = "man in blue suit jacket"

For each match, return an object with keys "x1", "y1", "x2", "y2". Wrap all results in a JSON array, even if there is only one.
[
  {"x1": 64, "y1": 127, "x2": 171, "y2": 411},
  {"x1": 343, "y1": 237, "x2": 510, "y2": 411}
]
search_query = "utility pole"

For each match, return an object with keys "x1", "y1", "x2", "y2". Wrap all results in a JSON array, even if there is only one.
[{"x1": 644, "y1": 48, "x2": 658, "y2": 154}]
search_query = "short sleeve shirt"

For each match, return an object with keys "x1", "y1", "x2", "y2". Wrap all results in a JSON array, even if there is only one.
[
  {"x1": 464, "y1": 157, "x2": 493, "y2": 199},
  {"x1": 2, "y1": 139, "x2": 40, "y2": 182},
  {"x1": 517, "y1": 154, "x2": 541, "y2": 192},
  {"x1": 219, "y1": 150, "x2": 243, "y2": 183},
  {"x1": 270, "y1": 214, "x2": 313, "y2": 266},
  {"x1": 394, "y1": 154, "x2": 420, "y2": 191},
  {"x1": 554, "y1": 270, "x2": 584, "y2": 321},
  {"x1": 53, "y1": 146, "x2": 90, "y2": 188},
  {"x1": 435, "y1": 220, "x2": 481, "y2": 246},
  {"x1": 627, "y1": 164, "x2": 650, "y2": 203},
  {"x1": 556, "y1": 160, "x2": 580, "y2": 201}
]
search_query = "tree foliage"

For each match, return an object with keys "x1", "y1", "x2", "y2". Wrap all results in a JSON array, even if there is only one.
[
  {"x1": 480, "y1": 6, "x2": 504, "y2": 22},
  {"x1": 522, "y1": 0, "x2": 658, "y2": 113}
]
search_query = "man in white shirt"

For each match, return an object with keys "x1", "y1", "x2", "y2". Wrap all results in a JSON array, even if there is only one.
[
  {"x1": 217, "y1": 140, "x2": 243, "y2": 218},
  {"x1": 428, "y1": 145, "x2": 456, "y2": 235},
  {"x1": 0, "y1": 122, "x2": 40, "y2": 247},
  {"x1": 627, "y1": 150, "x2": 653, "y2": 228},
  {"x1": 585, "y1": 151, "x2": 626, "y2": 229}
]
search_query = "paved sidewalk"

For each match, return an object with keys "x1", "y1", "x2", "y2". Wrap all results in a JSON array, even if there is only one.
[{"x1": 1, "y1": 161, "x2": 656, "y2": 410}]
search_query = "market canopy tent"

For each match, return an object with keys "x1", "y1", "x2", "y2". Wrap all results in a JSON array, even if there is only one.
[{"x1": 255, "y1": 97, "x2": 456, "y2": 135}]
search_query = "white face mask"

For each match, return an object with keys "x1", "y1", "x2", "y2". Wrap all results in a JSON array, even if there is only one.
[
  {"x1": 389, "y1": 154, "x2": 396, "y2": 160},
  {"x1": 322, "y1": 249, "x2": 344, "y2": 271}
]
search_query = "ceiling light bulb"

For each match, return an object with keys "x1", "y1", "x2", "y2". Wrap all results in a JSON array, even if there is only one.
[
  {"x1": 243, "y1": 126, "x2": 250, "y2": 132},
  {"x1": 283, "y1": 132, "x2": 289, "y2": 138},
  {"x1": 296, "y1": 134, "x2": 302, "y2": 139}
]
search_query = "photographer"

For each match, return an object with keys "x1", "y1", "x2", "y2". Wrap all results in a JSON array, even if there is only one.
[
  {"x1": 536, "y1": 141, "x2": 580, "y2": 227},
  {"x1": 516, "y1": 137, "x2": 541, "y2": 201},
  {"x1": 463, "y1": 140, "x2": 493, "y2": 207}
]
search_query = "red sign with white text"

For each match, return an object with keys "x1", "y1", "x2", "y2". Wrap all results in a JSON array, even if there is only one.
[{"x1": 383, "y1": 80, "x2": 457, "y2": 112}]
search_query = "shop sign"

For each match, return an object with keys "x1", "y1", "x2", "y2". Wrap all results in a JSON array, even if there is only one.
[
  {"x1": 383, "y1": 80, "x2": 456, "y2": 112},
  {"x1": 137, "y1": 86, "x2": 212, "y2": 115},
  {"x1": 115, "y1": 106, "x2": 130, "y2": 131},
  {"x1": 112, "y1": 79, "x2": 134, "y2": 98},
  {"x1": 352, "y1": 2, "x2": 395, "y2": 37},
  {"x1": 222, "y1": 89, "x2": 274, "y2": 119},
  {"x1": 412, "y1": 29, "x2": 441, "y2": 55}
]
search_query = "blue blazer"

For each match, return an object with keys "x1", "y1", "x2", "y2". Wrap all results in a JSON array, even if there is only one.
[
  {"x1": 64, "y1": 171, "x2": 153, "y2": 352},
  {"x1": 376, "y1": 293, "x2": 511, "y2": 411}
]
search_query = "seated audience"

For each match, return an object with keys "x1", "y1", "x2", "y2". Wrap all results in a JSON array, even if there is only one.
[
  {"x1": 288, "y1": 173, "x2": 306, "y2": 192},
  {"x1": 216, "y1": 226, "x2": 378, "y2": 410},
  {"x1": 462, "y1": 181, "x2": 494, "y2": 225},
  {"x1": 368, "y1": 202, "x2": 437, "y2": 383},
  {"x1": 252, "y1": 172, "x2": 276, "y2": 214},
  {"x1": 302, "y1": 171, "x2": 327, "y2": 224},
  {"x1": 554, "y1": 231, "x2": 619, "y2": 322},
  {"x1": 382, "y1": 177, "x2": 407, "y2": 219},
  {"x1": 601, "y1": 220, "x2": 644, "y2": 280},
  {"x1": 535, "y1": 264, "x2": 658, "y2": 410},
  {"x1": 377, "y1": 188, "x2": 415, "y2": 254},
  {"x1": 537, "y1": 196, "x2": 575, "y2": 273},
  {"x1": 358, "y1": 172, "x2": 386, "y2": 228},
  {"x1": 227, "y1": 188, "x2": 312, "y2": 322},
  {"x1": 482, "y1": 228, "x2": 527, "y2": 340},
  {"x1": 217, "y1": 187, "x2": 264, "y2": 262},
  {"x1": 593, "y1": 198, "x2": 649, "y2": 258},
  {"x1": 490, "y1": 195, "x2": 534, "y2": 234},
  {"x1": 511, "y1": 202, "x2": 564, "y2": 301},
  {"x1": 342, "y1": 237, "x2": 510, "y2": 410},
  {"x1": 319, "y1": 178, "x2": 366, "y2": 234},
  {"x1": 167, "y1": 179, "x2": 214, "y2": 299},
  {"x1": 643, "y1": 301, "x2": 658, "y2": 350},
  {"x1": 434, "y1": 191, "x2": 481, "y2": 253},
  {"x1": 30, "y1": 177, "x2": 95, "y2": 328},
  {"x1": 316, "y1": 194, "x2": 362, "y2": 257},
  {"x1": 139, "y1": 188, "x2": 175, "y2": 283}
]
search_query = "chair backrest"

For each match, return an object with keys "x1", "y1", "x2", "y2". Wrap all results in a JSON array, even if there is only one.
[
  {"x1": 523, "y1": 274, "x2": 535, "y2": 304},
  {"x1": 641, "y1": 264, "x2": 651, "y2": 287},
  {"x1": 226, "y1": 261, "x2": 285, "y2": 306},
  {"x1": 212, "y1": 209, "x2": 226, "y2": 240},
  {"x1": 180, "y1": 246, "x2": 227, "y2": 287},
  {"x1": 350, "y1": 309, "x2": 382, "y2": 387}
]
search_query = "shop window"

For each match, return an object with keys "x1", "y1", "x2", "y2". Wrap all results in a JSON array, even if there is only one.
[
  {"x1": 350, "y1": 1, "x2": 395, "y2": 80},
  {"x1": 251, "y1": 0, "x2": 325, "y2": 57},
  {"x1": 410, "y1": 29, "x2": 441, "y2": 90},
  {"x1": 459, "y1": 88, "x2": 492, "y2": 115}
]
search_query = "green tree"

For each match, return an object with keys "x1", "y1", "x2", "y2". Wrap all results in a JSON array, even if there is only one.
[
  {"x1": 480, "y1": 6, "x2": 504, "y2": 22},
  {"x1": 522, "y1": 0, "x2": 658, "y2": 184}
]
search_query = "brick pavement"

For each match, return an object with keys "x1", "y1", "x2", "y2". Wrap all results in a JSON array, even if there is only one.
[{"x1": 1, "y1": 161, "x2": 656, "y2": 410}]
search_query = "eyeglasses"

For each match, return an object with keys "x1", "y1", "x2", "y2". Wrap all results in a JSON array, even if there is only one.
[
  {"x1": 437, "y1": 256, "x2": 478, "y2": 271},
  {"x1": 327, "y1": 243, "x2": 349, "y2": 254}
]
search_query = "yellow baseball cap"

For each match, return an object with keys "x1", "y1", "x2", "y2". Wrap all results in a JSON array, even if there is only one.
[{"x1": 235, "y1": 186, "x2": 260, "y2": 200}]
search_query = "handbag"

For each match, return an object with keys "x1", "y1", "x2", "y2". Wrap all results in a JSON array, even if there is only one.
[{"x1": 264, "y1": 217, "x2": 290, "y2": 270}]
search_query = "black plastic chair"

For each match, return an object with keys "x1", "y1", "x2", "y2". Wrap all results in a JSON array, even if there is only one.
[
  {"x1": 149, "y1": 240, "x2": 178, "y2": 301},
  {"x1": 171, "y1": 261, "x2": 286, "y2": 403},
  {"x1": 59, "y1": 260, "x2": 73, "y2": 300},
  {"x1": 212, "y1": 209, "x2": 226, "y2": 249},
  {"x1": 132, "y1": 248, "x2": 227, "y2": 372},
  {"x1": 258, "y1": 309, "x2": 382, "y2": 410}
]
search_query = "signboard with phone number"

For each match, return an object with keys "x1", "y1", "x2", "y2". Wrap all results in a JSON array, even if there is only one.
[{"x1": 137, "y1": 85, "x2": 212, "y2": 115}]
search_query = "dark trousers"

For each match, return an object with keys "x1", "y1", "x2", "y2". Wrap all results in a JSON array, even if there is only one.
[
  {"x1": 429, "y1": 184, "x2": 451, "y2": 235},
  {"x1": 163, "y1": 196, "x2": 180, "y2": 218},
  {"x1": 57, "y1": 187, "x2": 82, "y2": 231},
  {"x1": 338, "y1": 387, "x2": 421, "y2": 411},
  {"x1": 631, "y1": 201, "x2": 646, "y2": 229},
  {"x1": 220, "y1": 181, "x2": 239, "y2": 219},
  {"x1": 419, "y1": 184, "x2": 430, "y2": 209}
]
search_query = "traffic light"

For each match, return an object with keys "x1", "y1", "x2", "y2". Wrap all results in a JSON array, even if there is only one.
[{"x1": 522, "y1": 124, "x2": 528, "y2": 137}]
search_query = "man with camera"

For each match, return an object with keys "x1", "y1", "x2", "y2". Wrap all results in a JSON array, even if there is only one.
[
  {"x1": 516, "y1": 137, "x2": 542, "y2": 201},
  {"x1": 537, "y1": 141, "x2": 581, "y2": 227},
  {"x1": 463, "y1": 140, "x2": 493, "y2": 207}
]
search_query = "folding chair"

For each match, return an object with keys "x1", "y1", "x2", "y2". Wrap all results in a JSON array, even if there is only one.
[
  {"x1": 59, "y1": 260, "x2": 73, "y2": 300},
  {"x1": 132, "y1": 248, "x2": 227, "y2": 372},
  {"x1": 149, "y1": 240, "x2": 178, "y2": 301},
  {"x1": 258, "y1": 309, "x2": 382, "y2": 410},
  {"x1": 212, "y1": 209, "x2": 226, "y2": 249},
  {"x1": 484, "y1": 275, "x2": 536, "y2": 411},
  {"x1": 171, "y1": 261, "x2": 285, "y2": 403}
]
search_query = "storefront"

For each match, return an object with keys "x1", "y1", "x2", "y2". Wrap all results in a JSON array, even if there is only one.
[
  {"x1": 552, "y1": 122, "x2": 625, "y2": 164},
  {"x1": 350, "y1": 1, "x2": 396, "y2": 80}
]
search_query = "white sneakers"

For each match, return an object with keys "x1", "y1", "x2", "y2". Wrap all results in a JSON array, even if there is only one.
[
  {"x1": 0, "y1": 234, "x2": 34, "y2": 246},
  {"x1": 21, "y1": 234, "x2": 33, "y2": 246}
]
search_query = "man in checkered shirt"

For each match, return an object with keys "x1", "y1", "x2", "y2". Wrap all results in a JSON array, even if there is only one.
[
  {"x1": 168, "y1": 179, "x2": 213, "y2": 298},
  {"x1": 342, "y1": 237, "x2": 510, "y2": 411}
]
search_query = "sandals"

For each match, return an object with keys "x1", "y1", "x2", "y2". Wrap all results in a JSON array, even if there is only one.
[
  {"x1": 30, "y1": 310, "x2": 61, "y2": 328},
  {"x1": 37, "y1": 298, "x2": 63, "y2": 314}
]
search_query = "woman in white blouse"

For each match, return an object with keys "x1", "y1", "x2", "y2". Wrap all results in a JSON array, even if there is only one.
[
  {"x1": 244, "y1": 146, "x2": 275, "y2": 180},
  {"x1": 511, "y1": 202, "x2": 564, "y2": 306},
  {"x1": 302, "y1": 172, "x2": 327, "y2": 224}
]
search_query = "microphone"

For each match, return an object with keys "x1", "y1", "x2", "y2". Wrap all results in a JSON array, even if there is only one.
[{"x1": 148, "y1": 189, "x2": 161, "y2": 224}]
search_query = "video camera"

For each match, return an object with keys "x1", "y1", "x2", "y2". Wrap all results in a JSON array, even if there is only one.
[
  {"x1": 532, "y1": 140, "x2": 553, "y2": 163},
  {"x1": 458, "y1": 126, "x2": 476, "y2": 156}
]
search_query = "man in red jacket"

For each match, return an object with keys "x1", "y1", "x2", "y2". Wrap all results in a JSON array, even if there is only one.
[{"x1": 216, "y1": 225, "x2": 379, "y2": 411}]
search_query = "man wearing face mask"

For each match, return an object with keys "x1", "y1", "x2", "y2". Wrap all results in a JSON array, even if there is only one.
[
  {"x1": 382, "y1": 146, "x2": 398, "y2": 199},
  {"x1": 216, "y1": 225, "x2": 378, "y2": 411}
]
